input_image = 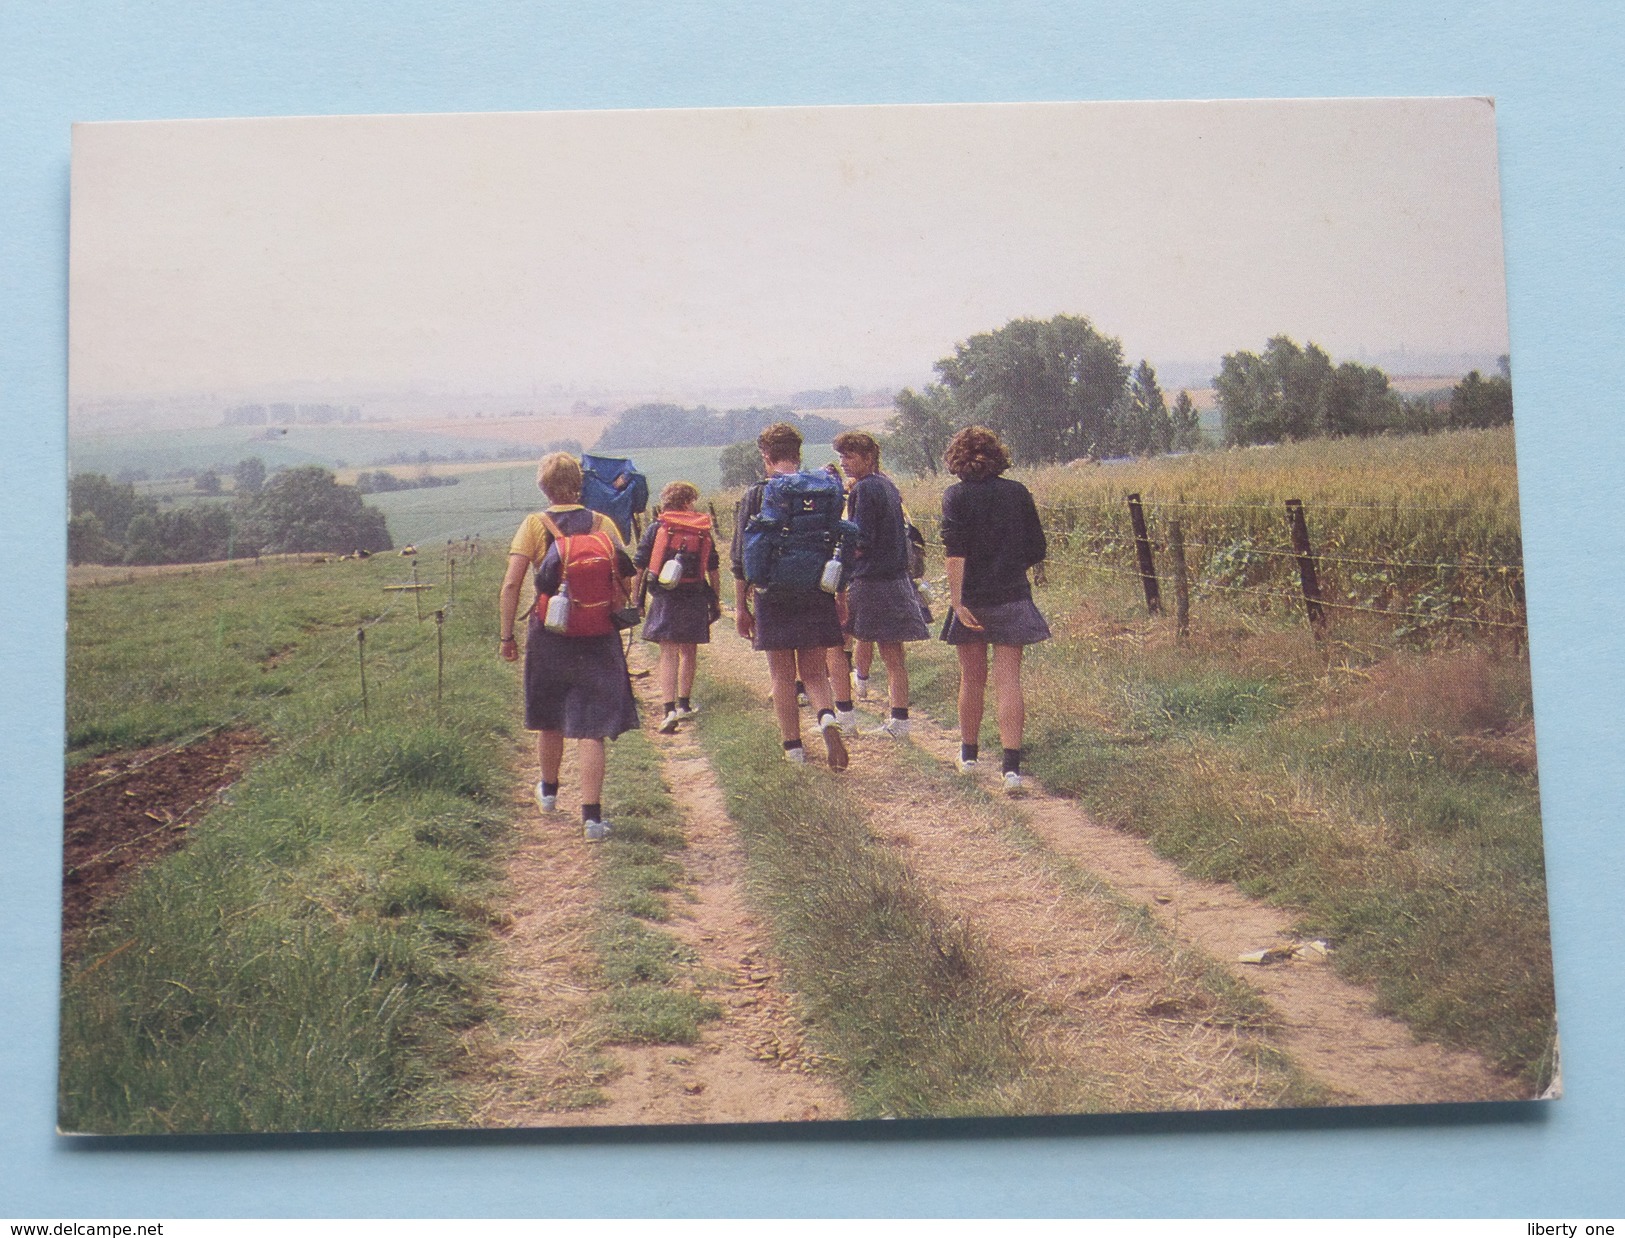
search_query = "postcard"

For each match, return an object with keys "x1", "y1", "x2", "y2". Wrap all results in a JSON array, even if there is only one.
[{"x1": 62, "y1": 99, "x2": 1552, "y2": 1133}]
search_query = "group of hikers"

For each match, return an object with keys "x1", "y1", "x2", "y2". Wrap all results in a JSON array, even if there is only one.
[{"x1": 496, "y1": 421, "x2": 1049, "y2": 841}]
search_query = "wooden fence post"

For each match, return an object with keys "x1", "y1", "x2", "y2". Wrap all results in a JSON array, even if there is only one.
[
  {"x1": 411, "y1": 559, "x2": 422, "y2": 621},
  {"x1": 1168, "y1": 517, "x2": 1190, "y2": 638},
  {"x1": 435, "y1": 609, "x2": 445, "y2": 709},
  {"x1": 357, "y1": 627, "x2": 368, "y2": 723},
  {"x1": 1285, "y1": 498, "x2": 1327, "y2": 639},
  {"x1": 1126, "y1": 493, "x2": 1163, "y2": 616}
]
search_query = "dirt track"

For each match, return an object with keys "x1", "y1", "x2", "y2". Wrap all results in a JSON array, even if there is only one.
[
  {"x1": 466, "y1": 643, "x2": 842, "y2": 1127},
  {"x1": 468, "y1": 617, "x2": 1523, "y2": 1126}
]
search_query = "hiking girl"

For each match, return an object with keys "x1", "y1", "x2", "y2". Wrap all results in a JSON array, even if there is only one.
[
  {"x1": 937, "y1": 425, "x2": 1049, "y2": 793},
  {"x1": 633, "y1": 480, "x2": 722, "y2": 735},
  {"x1": 499, "y1": 452, "x2": 640, "y2": 840},
  {"x1": 833, "y1": 430, "x2": 929, "y2": 740},
  {"x1": 732, "y1": 422, "x2": 852, "y2": 769}
]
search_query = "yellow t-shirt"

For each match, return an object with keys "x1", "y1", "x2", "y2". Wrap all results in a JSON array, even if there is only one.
[{"x1": 509, "y1": 505, "x2": 626, "y2": 566}]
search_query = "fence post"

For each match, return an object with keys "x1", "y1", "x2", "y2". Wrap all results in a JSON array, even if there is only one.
[
  {"x1": 448, "y1": 557, "x2": 456, "y2": 608},
  {"x1": 1126, "y1": 493, "x2": 1163, "y2": 616},
  {"x1": 411, "y1": 558, "x2": 422, "y2": 621},
  {"x1": 435, "y1": 609, "x2": 445, "y2": 710},
  {"x1": 1168, "y1": 517, "x2": 1190, "y2": 638},
  {"x1": 1284, "y1": 498, "x2": 1327, "y2": 639},
  {"x1": 357, "y1": 627, "x2": 369, "y2": 723}
]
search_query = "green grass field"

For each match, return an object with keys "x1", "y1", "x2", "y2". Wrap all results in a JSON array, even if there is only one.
[
  {"x1": 60, "y1": 424, "x2": 1555, "y2": 1132},
  {"x1": 68, "y1": 424, "x2": 544, "y2": 481}
]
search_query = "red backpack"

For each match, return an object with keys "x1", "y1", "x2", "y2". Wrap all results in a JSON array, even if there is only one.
[
  {"x1": 535, "y1": 513, "x2": 621, "y2": 637},
  {"x1": 650, "y1": 509, "x2": 713, "y2": 587}
]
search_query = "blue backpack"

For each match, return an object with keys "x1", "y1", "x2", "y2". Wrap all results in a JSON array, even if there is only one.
[
  {"x1": 742, "y1": 470, "x2": 859, "y2": 592},
  {"x1": 579, "y1": 453, "x2": 649, "y2": 543}
]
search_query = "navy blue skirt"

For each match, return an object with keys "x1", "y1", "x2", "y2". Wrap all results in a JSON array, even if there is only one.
[
  {"x1": 939, "y1": 597, "x2": 1052, "y2": 647},
  {"x1": 640, "y1": 585, "x2": 716, "y2": 645},
  {"x1": 523, "y1": 616, "x2": 640, "y2": 738},
  {"x1": 752, "y1": 587, "x2": 844, "y2": 651},
  {"x1": 845, "y1": 574, "x2": 930, "y2": 643}
]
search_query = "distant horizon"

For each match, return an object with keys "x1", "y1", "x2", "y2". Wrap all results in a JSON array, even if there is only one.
[
  {"x1": 71, "y1": 99, "x2": 1511, "y2": 429},
  {"x1": 69, "y1": 346, "x2": 1506, "y2": 438}
]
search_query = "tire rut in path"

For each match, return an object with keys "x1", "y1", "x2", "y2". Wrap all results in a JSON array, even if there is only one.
[
  {"x1": 703, "y1": 617, "x2": 1524, "y2": 1107},
  {"x1": 700, "y1": 628, "x2": 1294, "y2": 1113},
  {"x1": 468, "y1": 643, "x2": 843, "y2": 1128},
  {"x1": 890, "y1": 703, "x2": 1526, "y2": 1105}
]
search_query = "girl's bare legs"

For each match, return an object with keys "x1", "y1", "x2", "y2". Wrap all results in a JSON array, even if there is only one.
[
  {"x1": 657, "y1": 643, "x2": 679, "y2": 704},
  {"x1": 855, "y1": 640, "x2": 875, "y2": 680},
  {"x1": 677, "y1": 642, "x2": 698, "y2": 699},
  {"x1": 878, "y1": 640, "x2": 909, "y2": 710},
  {"x1": 537, "y1": 730, "x2": 565, "y2": 784},
  {"x1": 577, "y1": 738, "x2": 606, "y2": 805},
  {"x1": 826, "y1": 642, "x2": 853, "y2": 707},
  {"x1": 766, "y1": 648, "x2": 804, "y2": 741},
  {"x1": 991, "y1": 644, "x2": 1025, "y2": 750},
  {"x1": 956, "y1": 642, "x2": 989, "y2": 747},
  {"x1": 797, "y1": 647, "x2": 836, "y2": 715}
]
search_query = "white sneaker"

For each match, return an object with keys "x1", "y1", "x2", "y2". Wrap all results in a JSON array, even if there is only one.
[
  {"x1": 854, "y1": 675, "x2": 870, "y2": 701},
  {"x1": 796, "y1": 687, "x2": 810, "y2": 707},
  {"x1": 834, "y1": 707, "x2": 858, "y2": 735},
  {"x1": 535, "y1": 783, "x2": 558, "y2": 812},
  {"x1": 784, "y1": 746, "x2": 807, "y2": 765},
  {"x1": 675, "y1": 703, "x2": 699, "y2": 718},
  {"x1": 863, "y1": 717, "x2": 910, "y2": 740},
  {"x1": 1002, "y1": 771, "x2": 1025, "y2": 796},
  {"x1": 658, "y1": 710, "x2": 680, "y2": 734},
  {"x1": 584, "y1": 819, "x2": 611, "y2": 841},
  {"x1": 955, "y1": 756, "x2": 979, "y2": 775}
]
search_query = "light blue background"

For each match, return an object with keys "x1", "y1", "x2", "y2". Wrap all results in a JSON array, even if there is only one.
[{"x1": 4, "y1": 0, "x2": 1620, "y2": 1218}]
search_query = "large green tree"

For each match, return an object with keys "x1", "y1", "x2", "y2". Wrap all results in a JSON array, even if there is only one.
[
  {"x1": 934, "y1": 314, "x2": 1130, "y2": 464},
  {"x1": 1119, "y1": 360, "x2": 1173, "y2": 456},
  {"x1": 234, "y1": 456, "x2": 267, "y2": 495},
  {"x1": 70, "y1": 473, "x2": 154, "y2": 543},
  {"x1": 238, "y1": 466, "x2": 392, "y2": 555},
  {"x1": 1171, "y1": 390, "x2": 1203, "y2": 451},
  {"x1": 717, "y1": 441, "x2": 764, "y2": 490},
  {"x1": 1448, "y1": 369, "x2": 1514, "y2": 429},
  {"x1": 1216, "y1": 335, "x2": 1400, "y2": 445},
  {"x1": 884, "y1": 385, "x2": 957, "y2": 475}
]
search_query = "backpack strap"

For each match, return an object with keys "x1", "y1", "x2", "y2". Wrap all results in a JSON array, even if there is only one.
[
  {"x1": 650, "y1": 517, "x2": 672, "y2": 575},
  {"x1": 536, "y1": 511, "x2": 565, "y2": 561}
]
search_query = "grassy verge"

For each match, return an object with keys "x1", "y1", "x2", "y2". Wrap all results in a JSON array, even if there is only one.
[
  {"x1": 593, "y1": 729, "x2": 723, "y2": 1047},
  {"x1": 60, "y1": 555, "x2": 520, "y2": 1133},
  {"x1": 880, "y1": 737, "x2": 1327, "y2": 1112},
  {"x1": 690, "y1": 672, "x2": 1035, "y2": 1118},
  {"x1": 897, "y1": 568, "x2": 1554, "y2": 1088}
]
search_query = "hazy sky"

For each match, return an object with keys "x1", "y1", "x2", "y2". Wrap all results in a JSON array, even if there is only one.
[{"x1": 69, "y1": 98, "x2": 1510, "y2": 402}]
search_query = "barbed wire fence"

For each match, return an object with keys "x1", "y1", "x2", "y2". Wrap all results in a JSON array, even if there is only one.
[{"x1": 903, "y1": 491, "x2": 1528, "y2": 647}]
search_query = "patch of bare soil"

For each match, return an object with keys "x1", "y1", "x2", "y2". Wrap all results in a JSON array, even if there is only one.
[
  {"x1": 465, "y1": 647, "x2": 842, "y2": 1127},
  {"x1": 61, "y1": 728, "x2": 271, "y2": 957}
]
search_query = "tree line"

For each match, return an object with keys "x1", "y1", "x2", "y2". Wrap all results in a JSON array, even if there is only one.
[
  {"x1": 876, "y1": 314, "x2": 1514, "y2": 475},
  {"x1": 596, "y1": 404, "x2": 844, "y2": 451},
  {"x1": 69, "y1": 466, "x2": 392, "y2": 567},
  {"x1": 881, "y1": 315, "x2": 1202, "y2": 475},
  {"x1": 353, "y1": 470, "x2": 461, "y2": 495},
  {"x1": 1215, "y1": 337, "x2": 1511, "y2": 446}
]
